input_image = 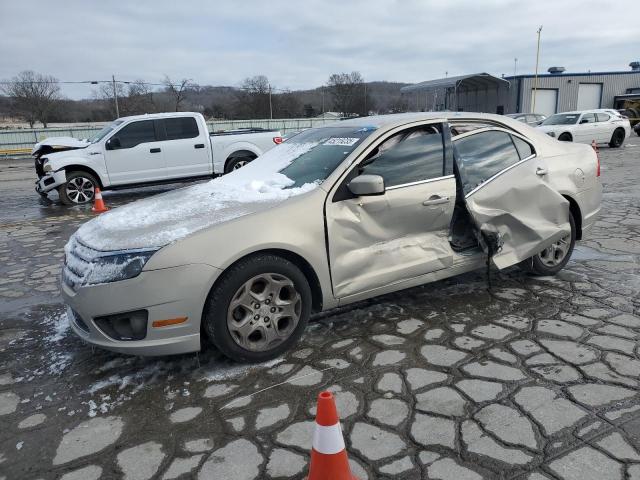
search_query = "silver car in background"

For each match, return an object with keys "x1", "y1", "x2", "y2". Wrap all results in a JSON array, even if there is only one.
[{"x1": 61, "y1": 112, "x2": 602, "y2": 361}]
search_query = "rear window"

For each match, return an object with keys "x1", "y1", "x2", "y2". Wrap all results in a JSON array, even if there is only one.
[{"x1": 163, "y1": 117, "x2": 200, "y2": 140}]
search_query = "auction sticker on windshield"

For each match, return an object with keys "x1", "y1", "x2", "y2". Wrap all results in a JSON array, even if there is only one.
[{"x1": 323, "y1": 137, "x2": 360, "y2": 146}]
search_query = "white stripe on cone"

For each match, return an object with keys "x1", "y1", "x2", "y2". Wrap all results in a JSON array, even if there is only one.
[
  {"x1": 95, "y1": 191, "x2": 102, "y2": 199},
  {"x1": 312, "y1": 423, "x2": 345, "y2": 455}
]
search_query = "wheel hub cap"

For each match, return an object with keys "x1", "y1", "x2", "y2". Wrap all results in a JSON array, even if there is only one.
[
  {"x1": 227, "y1": 273, "x2": 302, "y2": 352},
  {"x1": 537, "y1": 234, "x2": 571, "y2": 267},
  {"x1": 66, "y1": 177, "x2": 95, "y2": 204}
]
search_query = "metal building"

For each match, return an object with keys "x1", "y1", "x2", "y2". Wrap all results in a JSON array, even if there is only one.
[
  {"x1": 400, "y1": 73, "x2": 511, "y2": 114},
  {"x1": 506, "y1": 63, "x2": 640, "y2": 116},
  {"x1": 401, "y1": 63, "x2": 640, "y2": 117}
]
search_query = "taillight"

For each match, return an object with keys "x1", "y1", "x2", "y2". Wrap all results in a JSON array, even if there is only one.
[
  {"x1": 591, "y1": 140, "x2": 600, "y2": 177},
  {"x1": 273, "y1": 136, "x2": 283, "y2": 144}
]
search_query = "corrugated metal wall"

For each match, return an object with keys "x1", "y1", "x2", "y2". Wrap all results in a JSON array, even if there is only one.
[{"x1": 514, "y1": 72, "x2": 640, "y2": 113}]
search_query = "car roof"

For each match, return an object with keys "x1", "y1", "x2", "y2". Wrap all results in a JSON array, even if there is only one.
[
  {"x1": 117, "y1": 112, "x2": 200, "y2": 122},
  {"x1": 328, "y1": 111, "x2": 528, "y2": 129}
]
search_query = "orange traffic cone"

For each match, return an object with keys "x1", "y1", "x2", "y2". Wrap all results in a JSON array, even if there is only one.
[
  {"x1": 591, "y1": 139, "x2": 599, "y2": 153},
  {"x1": 307, "y1": 391, "x2": 359, "y2": 480},
  {"x1": 91, "y1": 187, "x2": 109, "y2": 213}
]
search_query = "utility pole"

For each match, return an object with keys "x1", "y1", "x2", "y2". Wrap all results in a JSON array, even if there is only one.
[
  {"x1": 514, "y1": 57, "x2": 518, "y2": 77},
  {"x1": 112, "y1": 74, "x2": 120, "y2": 118},
  {"x1": 532, "y1": 26, "x2": 542, "y2": 113},
  {"x1": 268, "y1": 84, "x2": 273, "y2": 120}
]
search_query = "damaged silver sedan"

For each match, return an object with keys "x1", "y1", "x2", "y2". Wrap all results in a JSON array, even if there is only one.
[{"x1": 61, "y1": 112, "x2": 602, "y2": 361}]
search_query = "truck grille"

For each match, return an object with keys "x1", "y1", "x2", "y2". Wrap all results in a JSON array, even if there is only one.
[{"x1": 63, "y1": 236, "x2": 100, "y2": 291}]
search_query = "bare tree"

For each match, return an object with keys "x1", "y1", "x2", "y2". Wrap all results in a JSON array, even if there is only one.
[
  {"x1": 235, "y1": 75, "x2": 271, "y2": 118},
  {"x1": 327, "y1": 71, "x2": 370, "y2": 117},
  {"x1": 126, "y1": 80, "x2": 156, "y2": 114},
  {"x1": 1, "y1": 70, "x2": 61, "y2": 127},
  {"x1": 163, "y1": 75, "x2": 195, "y2": 112}
]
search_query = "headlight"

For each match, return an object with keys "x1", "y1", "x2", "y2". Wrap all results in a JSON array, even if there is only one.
[
  {"x1": 43, "y1": 159, "x2": 52, "y2": 172},
  {"x1": 85, "y1": 250, "x2": 157, "y2": 285},
  {"x1": 546, "y1": 131, "x2": 556, "y2": 137}
]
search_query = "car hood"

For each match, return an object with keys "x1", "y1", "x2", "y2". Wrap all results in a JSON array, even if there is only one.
[
  {"x1": 74, "y1": 142, "x2": 322, "y2": 251},
  {"x1": 31, "y1": 136, "x2": 90, "y2": 155}
]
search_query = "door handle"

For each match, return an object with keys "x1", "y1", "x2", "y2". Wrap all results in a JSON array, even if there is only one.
[
  {"x1": 422, "y1": 195, "x2": 450, "y2": 206},
  {"x1": 194, "y1": 144, "x2": 205, "y2": 149},
  {"x1": 150, "y1": 148, "x2": 161, "y2": 153},
  {"x1": 536, "y1": 167, "x2": 548, "y2": 176}
]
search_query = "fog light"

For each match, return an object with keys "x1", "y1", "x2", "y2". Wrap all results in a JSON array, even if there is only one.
[{"x1": 94, "y1": 310, "x2": 148, "y2": 341}]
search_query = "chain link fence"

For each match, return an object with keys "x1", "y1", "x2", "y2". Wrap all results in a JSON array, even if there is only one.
[{"x1": 0, "y1": 117, "x2": 340, "y2": 157}]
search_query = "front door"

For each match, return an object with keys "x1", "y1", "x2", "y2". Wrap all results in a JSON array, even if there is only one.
[
  {"x1": 576, "y1": 113, "x2": 598, "y2": 143},
  {"x1": 104, "y1": 120, "x2": 166, "y2": 185},
  {"x1": 326, "y1": 123, "x2": 456, "y2": 298},
  {"x1": 453, "y1": 129, "x2": 570, "y2": 269}
]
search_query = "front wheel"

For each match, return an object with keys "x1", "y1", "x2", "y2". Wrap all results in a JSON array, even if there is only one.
[
  {"x1": 520, "y1": 212, "x2": 576, "y2": 276},
  {"x1": 609, "y1": 128, "x2": 625, "y2": 148},
  {"x1": 58, "y1": 171, "x2": 99, "y2": 205},
  {"x1": 203, "y1": 254, "x2": 311, "y2": 363},
  {"x1": 224, "y1": 156, "x2": 254, "y2": 174}
]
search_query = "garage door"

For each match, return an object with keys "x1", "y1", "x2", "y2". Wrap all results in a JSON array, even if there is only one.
[
  {"x1": 531, "y1": 89, "x2": 557, "y2": 117},
  {"x1": 577, "y1": 83, "x2": 602, "y2": 110}
]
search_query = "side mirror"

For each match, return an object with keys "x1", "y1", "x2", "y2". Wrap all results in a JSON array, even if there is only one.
[
  {"x1": 579, "y1": 119, "x2": 588, "y2": 124},
  {"x1": 106, "y1": 137, "x2": 121, "y2": 150},
  {"x1": 348, "y1": 174, "x2": 385, "y2": 196}
]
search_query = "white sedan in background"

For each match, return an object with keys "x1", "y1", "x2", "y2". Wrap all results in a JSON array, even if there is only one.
[{"x1": 537, "y1": 110, "x2": 631, "y2": 148}]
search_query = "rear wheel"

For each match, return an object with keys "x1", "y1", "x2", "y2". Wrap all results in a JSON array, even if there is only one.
[
  {"x1": 224, "y1": 156, "x2": 254, "y2": 174},
  {"x1": 558, "y1": 132, "x2": 572, "y2": 142},
  {"x1": 58, "y1": 171, "x2": 98, "y2": 205},
  {"x1": 609, "y1": 128, "x2": 625, "y2": 148},
  {"x1": 520, "y1": 212, "x2": 576, "y2": 276},
  {"x1": 203, "y1": 254, "x2": 311, "y2": 362}
]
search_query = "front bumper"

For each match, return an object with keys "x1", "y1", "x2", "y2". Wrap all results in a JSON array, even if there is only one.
[
  {"x1": 61, "y1": 263, "x2": 222, "y2": 356},
  {"x1": 35, "y1": 170, "x2": 66, "y2": 194}
]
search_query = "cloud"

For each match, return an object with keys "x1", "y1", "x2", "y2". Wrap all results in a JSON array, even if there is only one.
[{"x1": 1, "y1": 0, "x2": 638, "y2": 99}]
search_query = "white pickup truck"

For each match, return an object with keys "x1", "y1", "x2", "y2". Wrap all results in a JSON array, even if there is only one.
[{"x1": 33, "y1": 112, "x2": 282, "y2": 204}]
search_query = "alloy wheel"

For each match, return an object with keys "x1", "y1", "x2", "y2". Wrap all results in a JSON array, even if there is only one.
[
  {"x1": 536, "y1": 234, "x2": 571, "y2": 267},
  {"x1": 65, "y1": 176, "x2": 95, "y2": 204},
  {"x1": 226, "y1": 273, "x2": 302, "y2": 352},
  {"x1": 232, "y1": 160, "x2": 249, "y2": 170}
]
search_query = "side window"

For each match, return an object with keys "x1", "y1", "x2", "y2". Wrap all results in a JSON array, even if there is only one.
[
  {"x1": 113, "y1": 121, "x2": 157, "y2": 149},
  {"x1": 453, "y1": 130, "x2": 521, "y2": 195},
  {"x1": 163, "y1": 117, "x2": 200, "y2": 140},
  {"x1": 512, "y1": 135, "x2": 535, "y2": 159},
  {"x1": 360, "y1": 125, "x2": 444, "y2": 187},
  {"x1": 596, "y1": 113, "x2": 610, "y2": 123},
  {"x1": 580, "y1": 113, "x2": 597, "y2": 124}
]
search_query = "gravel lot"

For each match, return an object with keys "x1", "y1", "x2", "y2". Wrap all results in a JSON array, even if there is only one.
[{"x1": 1, "y1": 139, "x2": 639, "y2": 480}]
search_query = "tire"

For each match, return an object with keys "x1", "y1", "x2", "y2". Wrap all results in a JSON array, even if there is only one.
[
  {"x1": 202, "y1": 254, "x2": 312, "y2": 363},
  {"x1": 558, "y1": 132, "x2": 572, "y2": 142},
  {"x1": 58, "y1": 171, "x2": 99, "y2": 205},
  {"x1": 224, "y1": 156, "x2": 254, "y2": 174},
  {"x1": 520, "y1": 212, "x2": 576, "y2": 276},
  {"x1": 608, "y1": 128, "x2": 625, "y2": 148}
]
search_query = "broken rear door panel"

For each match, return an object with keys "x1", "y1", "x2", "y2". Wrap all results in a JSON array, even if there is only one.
[{"x1": 454, "y1": 129, "x2": 570, "y2": 270}]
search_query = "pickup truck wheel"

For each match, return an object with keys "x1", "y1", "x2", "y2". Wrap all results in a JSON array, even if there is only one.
[
  {"x1": 58, "y1": 171, "x2": 98, "y2": 205},
  {"x1": 608, "y1": 128, "x2": 625, "y2": 148},
  {"x1": 224, "y1": 156, "x2": 253, "y2": 173},
  {"x1": 520, "y1": 212, "x2": 576, "y2": 276},
  {"x1": 203, "y1": 254, "x2": 311, "y2": 363}
]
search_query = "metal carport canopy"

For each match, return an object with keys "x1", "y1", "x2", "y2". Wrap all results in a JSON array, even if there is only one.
[{"x1": 400, "y1": 73, "x2": 510, "y2": 93}]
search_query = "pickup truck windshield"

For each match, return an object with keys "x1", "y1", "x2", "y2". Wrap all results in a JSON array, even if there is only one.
[
  {"x1": 89, "y1": 120, "x2": 124, "y2": 143},
  {"x1": 278, "y1": 126, "x2": 375, "y2": 188},
  {"x1": 540, "y1": 114, "x2": 579, "y2": 126}
]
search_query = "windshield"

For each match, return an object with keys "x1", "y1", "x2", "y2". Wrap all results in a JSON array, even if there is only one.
[
  {"x1": 541, "y1": 114, "x2": 579, "y2": 126},
  {"x1": 88, "y1": 120, "x2": 124, "y2": 143},
  {"x1": 276, "y1": 126, "x2": 375, "y2": 187}
]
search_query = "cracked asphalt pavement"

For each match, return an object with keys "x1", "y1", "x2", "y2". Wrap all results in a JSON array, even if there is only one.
[{"x1": 1, "y1": 140, "x2": 639, "y2": 479}]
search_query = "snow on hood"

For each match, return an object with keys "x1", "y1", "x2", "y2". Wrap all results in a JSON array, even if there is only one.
[
  {"x1": 31, "y1": 136, "x2": 90, "y2": 155},
  {"x1": 74, "y1": 142, "x2": 320, "y2": 251}
]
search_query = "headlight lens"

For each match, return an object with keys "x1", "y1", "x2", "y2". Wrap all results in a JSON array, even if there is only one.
[
  {"x1": 85, "y1": 250, "x2": 157, "y2": 285},
  {"x1": 43, "y1": 160, "x2": 52, "y2": 172}
]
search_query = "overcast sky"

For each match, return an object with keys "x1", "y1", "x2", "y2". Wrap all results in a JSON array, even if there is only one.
[{"x1": 1, "y1": 0, "x2": 638, "y2": 99}]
